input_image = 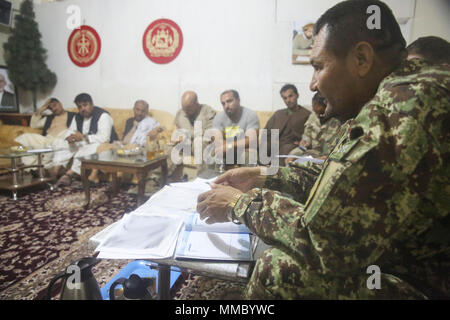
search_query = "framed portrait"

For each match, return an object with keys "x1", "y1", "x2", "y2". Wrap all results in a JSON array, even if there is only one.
[
  {"x1": 292, "y1": 20, "x2": 315, "y2": 65},
  {"x1": 0, "y1": 65, "x2": 19, "y2": 112}
]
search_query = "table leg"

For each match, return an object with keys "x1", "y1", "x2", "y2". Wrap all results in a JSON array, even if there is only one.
[
  {"x1": 160, "y1": 159, "x2": 168, "y2": 187},
  {"x1": 111, "y1": 172, "x2": 119, "y2": 195},
  {"x1": 81, "y1": 165, "x2": 90, "y2": 208},
  {"x1": 37, "y1": 153, "x2": 45, "y2": 181},
  {"x1": 136, "y1": 170, "x2": 148, "y2": 207},
  {"x1": 157, "y1": 264, "x2": 171, "y2": 300},
  {"x1": 11, "y1": 158, "x2": 19, "y2": 187}
]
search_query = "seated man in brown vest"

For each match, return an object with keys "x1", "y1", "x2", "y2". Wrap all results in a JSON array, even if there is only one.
[{"x1": 56, "y1": 93, "x2": 119, "y2": 186}]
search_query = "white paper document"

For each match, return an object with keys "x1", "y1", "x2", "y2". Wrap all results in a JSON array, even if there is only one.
[
  {"x1": 175, "y1": 230, "x2": 253, "y2": 261},
  {"x1": 185, "y1": 213, "x2": 250, "y2": 234},
  {"x1": 142, "y1": 178, "x2": 215, "y2": 213},
  {"x1": 95, "y1": 214, "x2": 184, "y2": 259}
]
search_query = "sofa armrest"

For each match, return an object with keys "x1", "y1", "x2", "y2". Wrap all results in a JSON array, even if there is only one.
[{"x1": 0, "y1": 124, "x2": 42, "y2": 149}]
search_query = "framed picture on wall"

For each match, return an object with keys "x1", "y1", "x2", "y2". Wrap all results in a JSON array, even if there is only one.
[
  {"x1": 0, "y1": 66, "x2": 19, "y2": 113},
  {"x1": 292, "y1": 20, "x2": 315, "y2": 65}
]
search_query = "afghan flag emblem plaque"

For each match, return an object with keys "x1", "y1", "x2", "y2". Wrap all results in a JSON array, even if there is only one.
[{"x1": 143, "y1": 19, "x2": 183, "y2": 64}]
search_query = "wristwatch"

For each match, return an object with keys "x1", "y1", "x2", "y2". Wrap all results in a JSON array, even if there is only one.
[{"x1": 226, "y1": 192, "x2": 242, "y2": 224}]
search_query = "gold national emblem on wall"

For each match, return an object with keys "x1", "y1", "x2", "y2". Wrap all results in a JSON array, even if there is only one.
[
  {"x1": 67, "y1": 25, "x2": 101, "y2": 67},
  {"x1": 143, "y1": 19, "x2": 183, "y2": 64}
]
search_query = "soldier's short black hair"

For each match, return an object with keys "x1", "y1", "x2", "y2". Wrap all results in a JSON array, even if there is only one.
[
  {"x1": 280, "y1": 84, "x2": 298, "y2": 96},
  {"x1": 407, "y1": 36, "x2": 450, "y2": 65},
  {"x1": 74, "y1": 93, "x2": 93, "y2": 104},
  {"x1": 314, "y1": 0, "x2": 406, "y2": 60},
  {"x1": 312, "y1": 92, "x2": 327, "y2": 107},
  {"x1": 49, "y1": 98, "x2": 60, "y2": 104},
  {"x1": 221, "y1": 89, "x2": 240, "y2": 100}
]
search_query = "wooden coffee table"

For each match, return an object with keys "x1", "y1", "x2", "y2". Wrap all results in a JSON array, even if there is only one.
[{"x1": 80, "y1": 150, "x2": 168, "y2": 207}]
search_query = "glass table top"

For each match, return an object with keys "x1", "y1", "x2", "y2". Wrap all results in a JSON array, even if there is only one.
[
  {"x1": 0, "y1": 147, "x2": 58, "y2": 158},
  {"x1": 79, "y1": 149, "x2": 167, "y2": 166}
]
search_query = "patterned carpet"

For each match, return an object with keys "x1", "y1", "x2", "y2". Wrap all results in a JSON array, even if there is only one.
[
  {"x1": 0, "y1": 178, "x2": 245, "y2": 300},
  {"x1": 174, "y1": 274, "x2": 245, "y2": 300},
  {"x1": 0, "y1": 180, "x2": 137, "y2": 299}
]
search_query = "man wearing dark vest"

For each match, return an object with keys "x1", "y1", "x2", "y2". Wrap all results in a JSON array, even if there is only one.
[
  {"x1": 14, "y1": 98, "x2": 76, "y2": 174},
  {"x1": 56, "y1": 93, "x2": 118, "y2": 186}
]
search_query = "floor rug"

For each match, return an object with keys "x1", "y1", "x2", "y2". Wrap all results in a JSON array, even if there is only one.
[
  {"x1": 174, "y1": 274, "x2": 246, "y2": 300},
  {"x1": 0, "y1": 181, "x2": 137, "y2": 298},
  {"x1": 0, "y1": 179, "x2": 247, "y2": 300}
]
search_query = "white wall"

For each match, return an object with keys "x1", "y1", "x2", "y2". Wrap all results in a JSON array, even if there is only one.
[
  {"x1": 411, "y1": 0, "x2": 450, "y2": 42},
  {"x1": 31, "y1": 0, "x2": 281, "y2": 113},
  {"x1": 6, "y1": 0, "x2": 448, "y2": 114}
]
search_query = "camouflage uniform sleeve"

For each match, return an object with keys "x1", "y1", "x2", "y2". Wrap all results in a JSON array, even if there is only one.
[
  {"x1": 264, "y1": 162, "x2": 322, "y2": 204},
  {"x1": 319, "y1": 117, "x2": 342, "y2": 155},
  {"x1": 234, "y1": 187, "x2": 322, "y2": 269},
  {"x1": 300, "y1": 113, "x2": 318, "y2": 146},
  {"x1": 234, "y1": 71, "x2": 449, "y2": 276}
]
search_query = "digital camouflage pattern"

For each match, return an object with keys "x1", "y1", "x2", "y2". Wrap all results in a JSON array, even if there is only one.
[
  {"x1": 233, "y1": 59, "x2": 450, "y2": 299},
  {"x1": 289, "y1": 114, "x2": 342, "y2": 157}
]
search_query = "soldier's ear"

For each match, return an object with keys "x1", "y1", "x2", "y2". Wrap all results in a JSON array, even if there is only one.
[{"x1": 350, "y1": 41, "x2": 375, "y2": 78}]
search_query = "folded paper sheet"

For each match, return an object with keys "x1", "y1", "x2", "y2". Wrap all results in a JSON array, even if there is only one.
[{"x1": 96, "y1": 214, "x2": 184, "y2": 259}]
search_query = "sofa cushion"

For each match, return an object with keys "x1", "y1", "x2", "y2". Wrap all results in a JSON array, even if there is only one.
[{"x1": 257, "y1": 111, "x2": 275, "y2": 129}]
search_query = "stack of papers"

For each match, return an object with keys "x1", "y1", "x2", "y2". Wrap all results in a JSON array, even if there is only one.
[{"x1": 94, "y1": 176, "x2": 254, "y2": 262}]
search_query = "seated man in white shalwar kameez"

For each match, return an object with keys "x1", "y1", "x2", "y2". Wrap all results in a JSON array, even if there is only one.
[
  {"x1": 14, "y1": 98, "x2": 76, "y2": 173},
  {"x1": 55, "y1": 93, "x2": 119, "y2": 186}
]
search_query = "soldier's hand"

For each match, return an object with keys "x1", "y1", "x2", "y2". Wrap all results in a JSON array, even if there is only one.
[
  {"x1": 196, "y1": 185, "x2": 242, "y2": 224},
  {"x1": 213, "y1": 167, "x2": 266, "y2": 192}
]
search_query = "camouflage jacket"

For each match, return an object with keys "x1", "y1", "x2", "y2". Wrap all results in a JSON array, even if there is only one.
[
  {"x1": 301, "y1": 114, "x2": 342, "y2": 156},
  {"x1": 233, "y1": 59, "x2": 450, "y2": 298}
]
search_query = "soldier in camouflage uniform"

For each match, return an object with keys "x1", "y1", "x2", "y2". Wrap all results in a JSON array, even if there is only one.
[
  {"x1": 287, "y1": 93, "x2": 341, "y2": 162},
  {"x1": 197, "y1": 0, "x2": 449, "y2": 299}
]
